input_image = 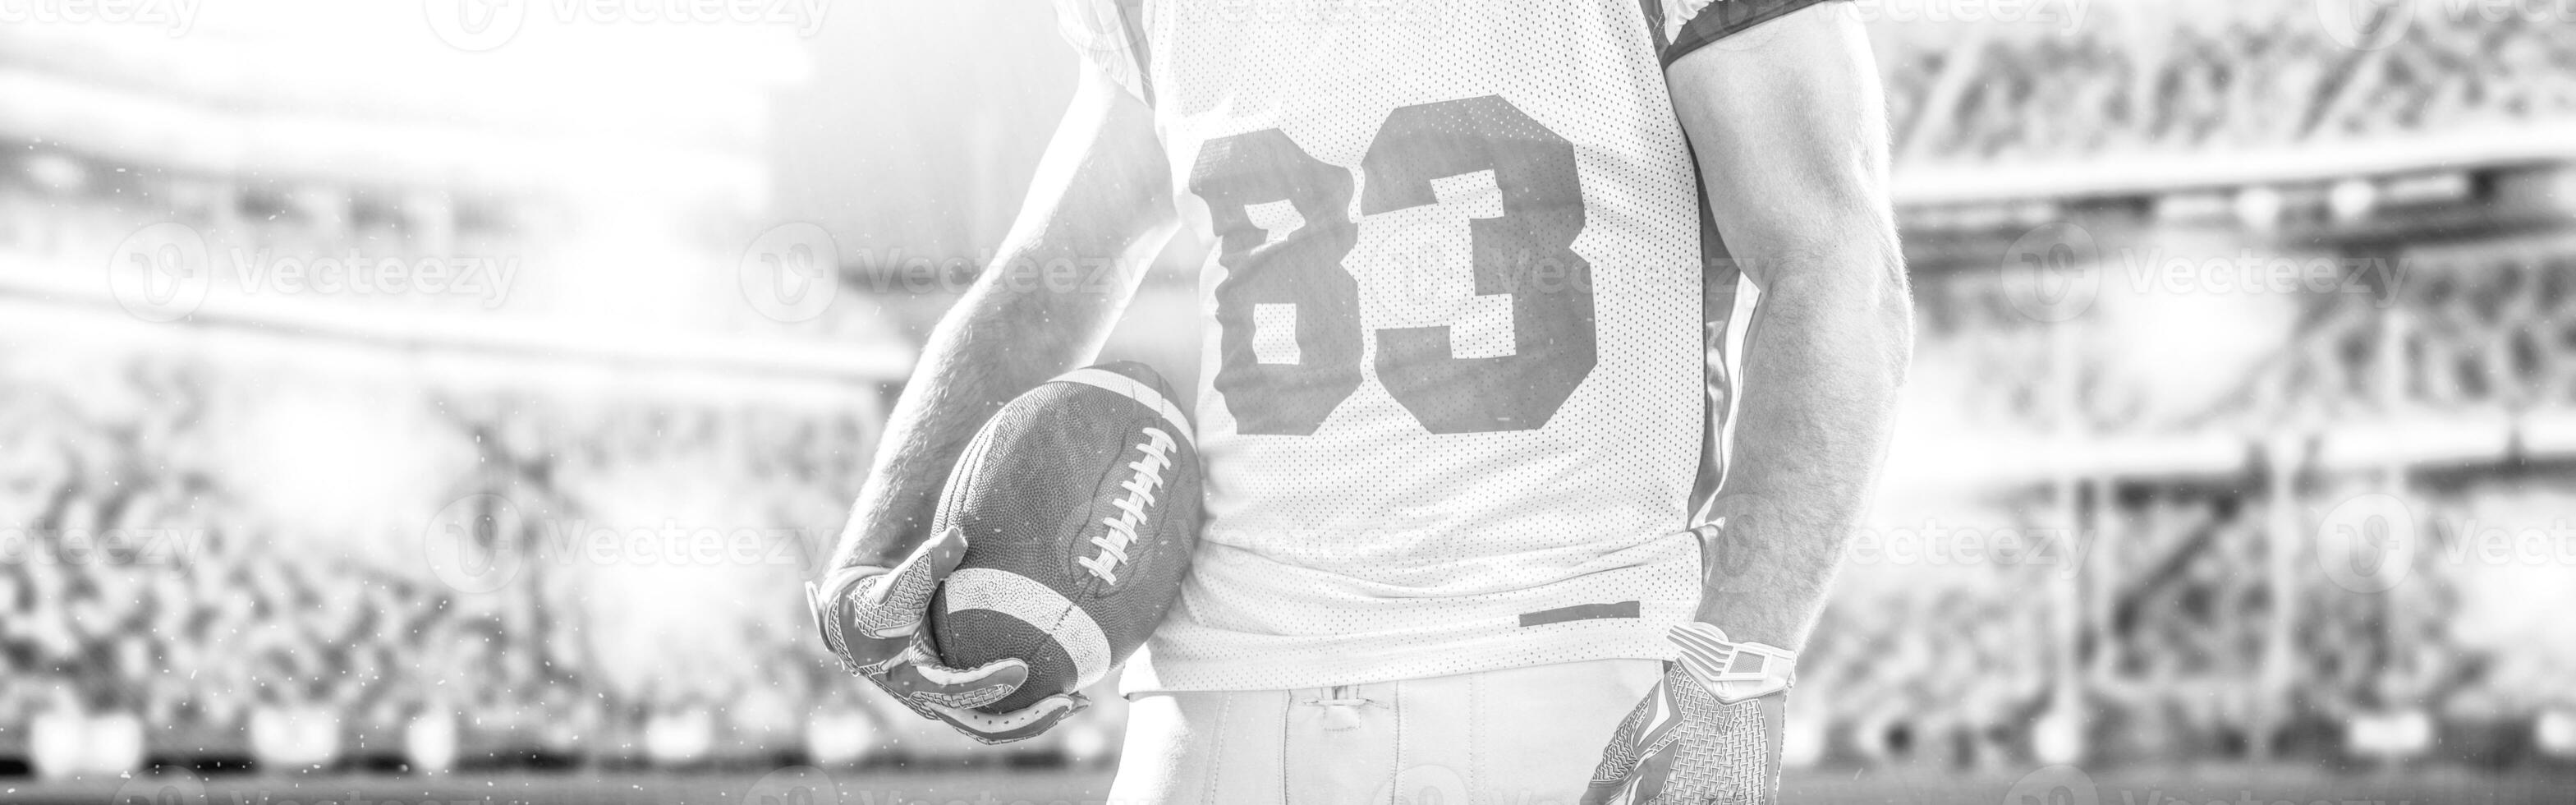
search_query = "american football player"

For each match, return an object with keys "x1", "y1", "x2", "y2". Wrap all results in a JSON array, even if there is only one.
[{"x1": 810, "y1": 0, "x2": 1911, "y2": 801}]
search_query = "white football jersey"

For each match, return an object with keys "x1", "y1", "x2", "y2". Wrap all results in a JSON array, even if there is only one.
[{"x1": 1054, "y1": 0, "x2": 1836, "y2": 692}]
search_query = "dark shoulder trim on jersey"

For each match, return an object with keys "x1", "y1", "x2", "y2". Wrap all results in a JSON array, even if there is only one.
[
  {"x1": 1661, "y1": 0, "x2": 1846, "y2": 67},
  {"x1": 1637, "y1": 0, "x2": 1673, "y2": 53},
  {"x1": 1114, "y1": 0, "x2": 1156, "y2": 105}
]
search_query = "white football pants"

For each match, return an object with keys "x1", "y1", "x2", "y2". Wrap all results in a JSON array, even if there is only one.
[{"x1": 1106, "y1": 659, "x2": 1663, "y2": 805}]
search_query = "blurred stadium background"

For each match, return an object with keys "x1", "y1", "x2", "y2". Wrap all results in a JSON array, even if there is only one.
[{"x1": 1, "y1": 0, "x2": 2573, "y2": 803}]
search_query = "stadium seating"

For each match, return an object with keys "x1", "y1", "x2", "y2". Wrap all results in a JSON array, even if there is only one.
[{"x1": 4, "y1": 2, "x2": 2576, "y2": 778}]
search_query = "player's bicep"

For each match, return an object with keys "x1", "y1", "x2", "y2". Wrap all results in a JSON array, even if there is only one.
[
  {"x1": 983, "y1": 62, "x2": 1176, "y2": 313},
  {"x1": 1664, "y1": 4, "x2": 1891, "y2": 292},
  {"x1": 1010, "y1": 64, "x2": 1173, "y2": 269}
]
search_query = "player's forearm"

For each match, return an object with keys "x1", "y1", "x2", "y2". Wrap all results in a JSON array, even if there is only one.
[
  {"x1": 1696, "y1": 239, "x2": 1912, "y2": 650},
  {"x1": 829, "y1": 71, "x2": 1177, "y2": 572},
  {"x1": 828, "y1": 267, "x2": 1131, "y2": 570}
]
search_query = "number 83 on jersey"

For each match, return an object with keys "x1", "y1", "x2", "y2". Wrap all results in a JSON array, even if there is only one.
[{"x1": 1190, "y1": 94, "x2": 1599, "y2": 438}]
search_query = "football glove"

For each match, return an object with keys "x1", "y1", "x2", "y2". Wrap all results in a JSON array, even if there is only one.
[
  {"x1": 1583, "y1": 623, "x2": 1798, "y2": 805},
  {"x1": 807, "y1": 527, "x2": 1085, "y2": 744}
]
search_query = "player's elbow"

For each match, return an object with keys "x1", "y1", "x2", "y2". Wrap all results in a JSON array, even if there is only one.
[
  {"x1": 1756, "y1": 235, "x2": 1913, "y2": 389},
  {"x1": 1870, "y1": 251, "x2": 1916, "y2": 389}
]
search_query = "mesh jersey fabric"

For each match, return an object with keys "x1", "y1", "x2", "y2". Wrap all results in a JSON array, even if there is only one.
[{"x1": 1044, "y1": 0, "x2": 1841, "y2": 692}]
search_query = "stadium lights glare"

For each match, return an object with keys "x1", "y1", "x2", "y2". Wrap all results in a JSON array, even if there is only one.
[
  {"x1": 230, "y1": 390, "x2": 459, "y2": 558},
  {"x1": 249, "y1": 706, "x2": 345, "y2": 770},
  {"x1": 2330, "y1": 178, "x2": 2380, "y2": 224},
  {"x1": 2347, "y1": 710, "x2": 2434, "y2": 760},
  {"x1": 2088, "y1": 244, "x2": 2299, "y2": 426},
  {"x1": 2234, "y1": 186, "x2": 2285, "y2": 233},
  {"x1": 1780, "y1": 712, "x2": 1830, "y2": 769},
  {"x1": 2033, "y1": 705, "x2": 2085, "y2": 766},
  {"x1": 28, "y1": 711, "x2": 144, "y2": 778},
  {"x1": 806, "y1": 710, "x2": 884, "y2": 767},
  {"x1": 644, "y1": 709, "x2": 716, "y2": 766},
  {"x1": 2540, "y1": 710, "x2": 2576, "y2": 757},
  {"x1": 406, "y1": 711, "x2": 461, "y2": 775}
]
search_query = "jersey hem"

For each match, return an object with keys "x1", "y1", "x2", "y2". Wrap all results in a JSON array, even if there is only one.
[{"x1": 1118, "y1": 603, "x2": 1694, "y2": 695}]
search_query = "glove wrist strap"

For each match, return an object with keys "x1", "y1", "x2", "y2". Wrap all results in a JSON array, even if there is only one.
[
  {"x1": 807, "y1": 566, "x2": 878, "y2": 675},
  {"x1": 1669, "y1": 622, "x2": 1798, "y2": 704}
]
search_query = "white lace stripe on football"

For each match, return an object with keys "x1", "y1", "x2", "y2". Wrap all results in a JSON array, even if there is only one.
[
  {"x1": 1054, "y1": 367, "x2": 1194, "y2": 443},
  {"x1": 942, "y1": 568, "x2": 1114, "y2": 689}
]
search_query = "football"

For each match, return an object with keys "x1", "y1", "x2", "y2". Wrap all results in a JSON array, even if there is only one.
[{"x1": 926, "y1": 361, "x2": 1202, "y2": 713}]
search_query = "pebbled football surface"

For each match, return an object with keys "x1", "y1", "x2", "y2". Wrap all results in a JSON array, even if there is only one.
[{"x1": 926, "y1": 361, "x2": 1201, "y2": 714}]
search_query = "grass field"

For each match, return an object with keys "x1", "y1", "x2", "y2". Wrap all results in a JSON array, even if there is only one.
[{"x1": 16, "y1": 766, "x2": 2574, "y2": 805}]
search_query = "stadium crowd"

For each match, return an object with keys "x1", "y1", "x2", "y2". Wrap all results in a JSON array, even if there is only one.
[
  {"x1": 1879, "y1": 2, "x2": 2576, "y2": 163},
  {"x1": 0, "y1": 0, "x2": 2573, "y2": 778}
]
